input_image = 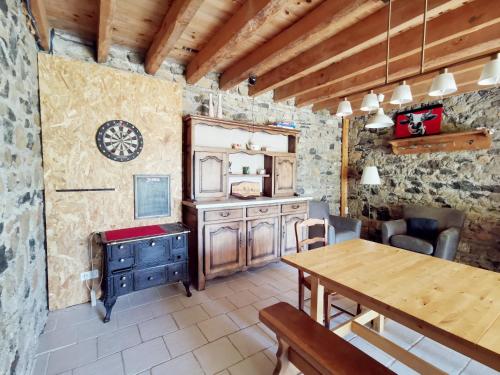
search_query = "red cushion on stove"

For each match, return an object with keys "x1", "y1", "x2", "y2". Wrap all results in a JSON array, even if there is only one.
[{"x1": 104, "y1": 225, "x2": 167, "y2": 242}]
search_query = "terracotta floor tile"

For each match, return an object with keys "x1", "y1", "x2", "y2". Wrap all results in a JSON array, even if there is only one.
[
  {"x1": 122, "y1": 337, "x2": 170, "y2": 375},
  {"x1": 197, "y1": 314, "x2": 239, "y2": 342},
  {"x1": 226, "y1": 290, "x2": 260, "y2": 308},
  {"x1": 151, "y1": 352, "x2": 203, "y2": 375},
  {"x1": 46, "y1": 338, "x2": 97, "y2": 375},
  {"x1": 172, "y1": 305, "x2": 209, "y2": 328},
  {"x1": 73, "y1": 353, "x2": 123, "y2": 375},
  {"x1": 139, "y1": 313, "x2": 178, "y2": 341},
  {"x1": 227, "y1": 305, "x2": 260, "y2": 329},
  {"x1": 193, "y1": 337, "x2": 243, "y2": 374},
  {"x1": 97, "y1": 325, "x2": 141, "y2": 358},
  {"x1": 228, "y1": 324, "x2": 275, "y2": 357},
  {"x1": 164, "y1": 325, "x2": 208, "y2": 357},
  {"x1": 201, "y1": 297, "x2": 237, "y2": 317},
  {"x1": 227, "y1": 351, "x2": 274, "y2": 375}
]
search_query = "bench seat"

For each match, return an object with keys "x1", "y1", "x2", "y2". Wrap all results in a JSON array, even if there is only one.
[{"x1": 259, "y1": 302, "x2": 394, "y2": 375}]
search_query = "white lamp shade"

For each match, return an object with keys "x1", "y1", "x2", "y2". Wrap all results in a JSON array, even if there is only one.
[
  {"x1": 360, "y1": 166, "x2": 381, "y2": 185},
  {"x1": 336, "y1": 98, "x2": 353, "y2": 117},
  {"x1": 360, "y1": 91, "x2": 379, "y2": 112},
  {"x1": 478, "y1": 54, "x2": 500, "y2": 85},
  {"x1": 365, "y1": 108, "x2": 394, "y2": 129},
  {"x1": 428, "y1": 68, "x2": 457, "y2": 97},
  {"x1": 390, "y1": 81, "x2": 413, "y2": 105}
]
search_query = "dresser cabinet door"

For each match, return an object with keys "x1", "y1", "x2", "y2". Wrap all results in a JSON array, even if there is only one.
[
  {"x1": 204, "y1": 221, "x2": 245, "y2": 276},
  {"x1": 247, "y1": 217, "x2": 279, "y2": 267},
  {"x1": 281, "y1": 213, "x2": 307, "y2": 256},
  {"x1": 274, "y1": 156, "x2": 296, "y2": 196},
  {"x1": 194, "y1": 152, "x2": 228, "y2": 199}
]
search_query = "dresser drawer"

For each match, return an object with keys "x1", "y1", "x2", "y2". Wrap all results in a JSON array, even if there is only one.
[
  {"x1": 168, "y1": 262, "x2": 187, "y2": 283},
  {"x1": 247, "y1": 205, "x2": 279, "y2": 217},
  {"x1": 171, "y1": 247, "x2": 187, "y2": 262},
  {"x1": 108, "y1": 257, "x2": 134, "y2": 274},
  {"x1": 110, "y1": 243, "x2": 133, "y2": 260},
  {"x1": 172, "y1": 233, "x2": 187, "y2": 249},
  {"x1": 112, "y1": 273, "x2": 133, "y2": 296},
  {"x1": 282, "y1": 202, "x2": 307, "y2": 214},
  {"x1": 204, "y1": 208, "x2": 243, "y2": 222},
  {"x1": 135, "y1": 238, "x2": 169, "y2": 267},
  {"x1": 134, "y1": 266, "x2": 167, "y2": 290}
]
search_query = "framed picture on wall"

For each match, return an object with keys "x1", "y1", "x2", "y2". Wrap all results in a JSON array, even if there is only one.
[
  {"x1": 395, "y1": 104, "x2": 443, "y2": 138},
  {"x1": 134, "y1": 175, "x2": 171, "y2": 219}
]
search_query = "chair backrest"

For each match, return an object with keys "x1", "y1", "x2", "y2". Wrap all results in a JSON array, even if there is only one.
[
  {"x1": 403, "y1": 205, "x2": 465, "y2": 231},
  {"x1": 295, "y1": 218, "x2": 328, "y2": 253},
  {"x1": 308, "y1": 200, "x2": 330, "y2": 220}
]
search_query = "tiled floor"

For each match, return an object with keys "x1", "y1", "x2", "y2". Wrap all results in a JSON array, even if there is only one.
[{"x1": 31, "y1": 262, "x2": 498, "y2": 375}]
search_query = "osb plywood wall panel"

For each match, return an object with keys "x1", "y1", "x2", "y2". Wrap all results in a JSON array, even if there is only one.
[{"x1": 38, "y1": 54, "x2": 183, "y2": 310}]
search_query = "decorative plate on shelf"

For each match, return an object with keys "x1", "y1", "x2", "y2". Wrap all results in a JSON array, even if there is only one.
[{"x1": 96, "y1": 120, "x2": 144, "y2": 162}]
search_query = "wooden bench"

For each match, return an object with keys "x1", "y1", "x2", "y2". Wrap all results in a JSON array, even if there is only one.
[{"x1": 259, "y1": 302, "x2": 394, "y2": 375}]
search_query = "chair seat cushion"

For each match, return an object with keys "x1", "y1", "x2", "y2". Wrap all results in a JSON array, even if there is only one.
[
  {"x1": 406, "y1": 217, "x2": 439, "y2": 242},
  {"x1": 390, "y1": 234, "x2": 434, "y2": 255},
  {"x1": 334, "y1": 230, "x2": 358, "y2": 244}
]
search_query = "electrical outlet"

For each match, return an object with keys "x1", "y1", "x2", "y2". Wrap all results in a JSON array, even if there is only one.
[{"x1": 80, "y1": 269, "x2": 99, "y2": 282}]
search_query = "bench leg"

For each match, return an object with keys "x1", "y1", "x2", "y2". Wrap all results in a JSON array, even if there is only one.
[{"x1": 275, "y1": 337, "x2": 293, "y2": 375}]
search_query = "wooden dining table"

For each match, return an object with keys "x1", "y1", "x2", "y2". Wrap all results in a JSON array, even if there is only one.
[{"x1": 281, "y1": 239, "x2": 500, "y2": 373}]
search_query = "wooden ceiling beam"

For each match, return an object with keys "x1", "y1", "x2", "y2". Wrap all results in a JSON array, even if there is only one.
[
  {"x1": 30, "y1": 0, "x2": 50, "y2": 50},
  {"x1": 281, "y1": 0, "x2": 500, "y2": 105},
  {"x1": 312, "y1": 57, "x2": 489, "y2": 114},
  {"x1": 248, "y1": 0, "x2": 470, "y2": 97},
  {"x1": 97, "y1": 0, "x2": 116, "y2": 63},
  {"x1": 218, "y1": 0, "x2": 385, "y2": 90},
  {"x1": 185, "y1": 0, "x2": 287, "y2": 85},
  {"x1": 296, "y1": 18, "x2": 500, "y2": 107},
  {"x1": 145, "y1": 0, "x2": 203, "y2": 75}
]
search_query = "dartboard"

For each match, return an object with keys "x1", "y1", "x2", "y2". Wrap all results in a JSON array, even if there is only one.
[{"x1": 96, "y1": 120, "x2": 144, "y2": 162}]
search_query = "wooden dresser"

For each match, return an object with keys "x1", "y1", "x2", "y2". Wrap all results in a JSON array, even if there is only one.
[
  {"x1": 181, "y1": 115, "x2": 310, "y2": 289},
  {"x1": 100, "y1": 223, "x2": 191, "y2": 322}
]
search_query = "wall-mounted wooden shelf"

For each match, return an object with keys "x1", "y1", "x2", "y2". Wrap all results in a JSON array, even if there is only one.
[
  {"x1": 229, "y1": 174, "x2": 270, "y2": 177},
  {"x1": 193, "y1": 146, "x2": 294, "y2": 157},
  {"x1": 388, "y1": 129, "x2": 492, "y2": 155}
]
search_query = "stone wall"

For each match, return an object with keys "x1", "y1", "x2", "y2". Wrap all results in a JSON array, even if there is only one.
[
  {"x1": 51, "y1": 31, "x2": 342, "y2": 214},
  {"x1": 0, "y1": 0, "x2": 48, "y2": 374},
  {"x1": 348, "y1": 88, "x2": 500, "y2": 271}
]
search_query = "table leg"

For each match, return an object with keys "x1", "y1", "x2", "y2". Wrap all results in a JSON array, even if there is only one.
[
  {"x1": 373, "y1": 315, "x2": 385, "y2": 333},
  {"x1": 310, "y1": 276, "x2": 324, "y2": 324}
]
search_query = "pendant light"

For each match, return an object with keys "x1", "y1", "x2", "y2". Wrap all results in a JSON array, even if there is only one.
[
  {"x1": 360, "y1": 90, "x2": 379, "y2": 112},
  {"x1": 366, "y1": 108, "x2": 394, "y2": 129},
  {"x1": 478, "y1": 53, "x2": 500, "y2": 85},
  {"x1": 390, "y1": 81, "x2": 413, "y2": 105},
  {"x1": 428, "y1": 68, "x2": 457, "y2": 97},
  {"x1": 336, "y1": 97, "x2": 353, "y2": 117}
]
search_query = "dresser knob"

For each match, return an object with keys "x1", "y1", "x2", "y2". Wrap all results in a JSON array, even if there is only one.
[
  {"x1": 148, "y1": 276, "x2": 154, "y2": 281},
  {"x1": 121, "y1": 283, "x2": 127, "y2": 288},
  {"x1": 119, "y1": 258, "x2": 125, "y2": 263},
  {"x1": 176, "y1": 236, "x2": 181, "y2": 240},
  {"x1": 120, "y1": 276, "x2": 126, "y2": 281},
  {"x1": 119, "y1": 245, "x2": 124, "y2": 249},
  {"x1": 174, "y1": 271, "x2": 179, "y2": 275},
  {"x1": 151, "y1": 241, "x2": 156, "y2": 247}
]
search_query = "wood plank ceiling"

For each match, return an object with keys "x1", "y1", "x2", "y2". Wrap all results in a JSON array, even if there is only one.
[{"x1": 31, "y1": 0, "x2": 500, "y2": 115}]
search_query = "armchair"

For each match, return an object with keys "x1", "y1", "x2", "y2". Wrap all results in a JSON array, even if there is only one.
[
  {"x1": 308, "y1": 201, "x2": 361, "y2": 246},
  {"x1": 381, "y1": 205, "x2": 465, "y2": 260}
]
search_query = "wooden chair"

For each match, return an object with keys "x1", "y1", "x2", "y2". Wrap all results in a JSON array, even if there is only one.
[
  {"x1": 295, "y1": 218, "x2": 361, "y2": 328},
  {"x1": 259, "y1": 302, "x2": 394, "y2": 375}
]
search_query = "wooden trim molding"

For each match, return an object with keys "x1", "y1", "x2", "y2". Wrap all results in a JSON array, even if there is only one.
[
  {"x1": 30, "y1": 0, "x2": 51, "y2": 50},
  {"x1": 145, "y1": 0, "x2": 203, "y2": 74},
  {"x1": 97, "y1": 0, "x2": 116, "y2": 63},
  {"x1": 340, "y1": 118, "x2": 349, "y2": 217}
]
